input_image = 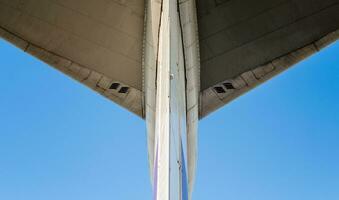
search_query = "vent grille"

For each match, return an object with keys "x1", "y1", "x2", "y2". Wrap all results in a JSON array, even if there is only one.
[
  {"x1": 214, "y1": 86, "x2": 225, "y2": 93},
  {"x1": 223, "y1": 82, "x2": 235, "y2": 90},
  {"x1": 119, "y1": 87, "x2": 129, "y2": 93},
  {"x1": 109, "y1": 83, "x2": 120, "y2": 89}
]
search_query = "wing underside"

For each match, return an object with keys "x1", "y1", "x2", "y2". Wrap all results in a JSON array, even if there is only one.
[
  {"x1": 1, "y1": 0, "x2": 338, "y2": 118},
  {"x1": 197, "y1": 0, "x2": 339, "y2": 117},
  {"x1": 0, "y1": 0, "x2": 145, "y2": 116}
]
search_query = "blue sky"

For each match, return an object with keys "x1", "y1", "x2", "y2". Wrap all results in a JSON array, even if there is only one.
[{"x1": 0, "y1": 39, "x2": 338, "y2": 200}]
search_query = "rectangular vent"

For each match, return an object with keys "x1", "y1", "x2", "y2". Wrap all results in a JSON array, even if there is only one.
[
  {"x1": 119, "y1": 87, "x2": 129, "y2": 93},
  {"x1": 223, "y1": 82, "x2": 235, "y2": 89},
  {"x1": 214, "y1": 86, "x2": 225, "y2": 93},
  {"x1": 109, "y1": 83, "x2": 120, "y2": 89}
]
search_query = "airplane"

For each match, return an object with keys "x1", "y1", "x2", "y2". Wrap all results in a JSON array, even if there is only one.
[{"x1": 0, "y1": 0, "x2": 338, "y2": 199}]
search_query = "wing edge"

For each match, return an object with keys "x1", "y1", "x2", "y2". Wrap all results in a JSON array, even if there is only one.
[
  {"x1": 199, "y1": 29, "x2": 339, "y2": 118},
  {"x1": 0, "y1": 26, "x2": 144, "y2": 117}
]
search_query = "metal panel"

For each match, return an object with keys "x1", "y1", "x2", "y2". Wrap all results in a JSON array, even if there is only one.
[
  {"x1": 152, "y1": 0, "x2": 188, "y2": 199},
  {"x1": 0, "y1": 0, "x2": 145, "y2": 116},
  {"x1": 197, "y1": 0, "x2": 339, "y2": 117},
  {"x1": 197, "y1": 0, "x2": 339, "y2": 90}
]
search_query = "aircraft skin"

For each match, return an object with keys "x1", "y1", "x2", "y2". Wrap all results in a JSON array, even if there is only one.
[
  {"x1": 0, "y1": 0, "x2": 338, "y2": 199},
  {"x1": 145, "y1": 1, "x2": 197, "y2": 199}
]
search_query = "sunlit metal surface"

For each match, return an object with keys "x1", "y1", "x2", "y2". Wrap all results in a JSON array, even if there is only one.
[{"x1": 152, "y1": 0, "x2": 188, "y2": 199}]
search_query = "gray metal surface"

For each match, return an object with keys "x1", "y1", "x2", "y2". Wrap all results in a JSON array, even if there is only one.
[
  {"x1": 0, "y1": 0, "x2": 145, "y2": 116},
  {"x1": 199, "y1": 29, "x2": 339, "y2": 117},
  {"x1": 197, "y1": 0, "x2": 339, "y2": 90}
]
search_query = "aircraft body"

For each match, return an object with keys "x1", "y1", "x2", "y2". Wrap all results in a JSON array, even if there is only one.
[{"x1": 0, "y1": 0, "x2": 338, "y2": 199}]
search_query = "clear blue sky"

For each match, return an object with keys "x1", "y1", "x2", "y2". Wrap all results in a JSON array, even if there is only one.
[{"x1": 0, "y1": 39, "x2": 338, "y2": 200}]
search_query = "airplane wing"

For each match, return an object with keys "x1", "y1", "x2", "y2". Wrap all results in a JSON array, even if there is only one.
[
  {"x1": 1, "y1": 0, "x2": 339, "y2": 198},
  {"x1": 0, "y1": 0, "x2": 144, "y2": 117},
  {"x1": 198, "y1": 0, "x2": 339, "y2": 118},
  {"x1": 1, "y1": 0, "x2": 338, "y2": 118}
]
